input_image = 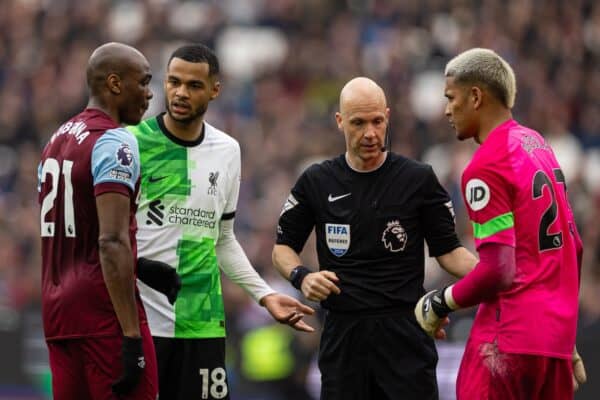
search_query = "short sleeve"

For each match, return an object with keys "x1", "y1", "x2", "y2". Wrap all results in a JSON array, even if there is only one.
[
  {"x1": 91, "y1": 127, "x2": 140, "y2": 195},
  {"x1": 462, "y1": 162, "x2": 515, "y2": 249},
  {"x1": 419, "y1": 166, "x2": 462, "y2": 256},
  {"x1": 276, "y1": 170, "x2": 316, "y2": 254}
]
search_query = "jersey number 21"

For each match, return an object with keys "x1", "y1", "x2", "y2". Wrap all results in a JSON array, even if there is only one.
[{"x1": 40, "y1": 158, "x2": 76, "y2": 238}]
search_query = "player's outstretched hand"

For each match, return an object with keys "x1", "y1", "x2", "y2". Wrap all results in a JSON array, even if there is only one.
[
  {"x1": 137, "y1": 257, "x2": 181, "y2": 304},
  {"x1": 261, "y1": 293, "x2": 316, "y2": 332},
  {"x1": 415, "y1": 289, "x2": 449, "y2": 338},
  {"x1": 301, "y1": 270, "x2": 341, "y2": 302},
  {"x1": 112, "y1": 336, "x2": 145, "y2": 396},
  {"x1": 572, "y1": 347, "x2": 587, "y2": 391}
]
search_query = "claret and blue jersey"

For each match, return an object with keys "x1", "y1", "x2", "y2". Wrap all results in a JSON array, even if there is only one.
[{"x1": 38, "y1": 108, "x2": 143, "y2": 340}]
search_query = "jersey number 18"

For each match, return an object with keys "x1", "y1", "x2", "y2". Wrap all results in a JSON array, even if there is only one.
[{"x1": 199, "y1": 367, "x2": 228, "y2": 399}]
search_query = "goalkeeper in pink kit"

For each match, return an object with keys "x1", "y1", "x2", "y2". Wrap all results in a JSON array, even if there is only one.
[{"x1": 415, "y1": 48, "x2": 587, "y2": 399}]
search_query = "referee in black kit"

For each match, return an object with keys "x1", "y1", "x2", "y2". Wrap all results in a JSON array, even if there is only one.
[{"x1": 272, "y1": 77, "x2": 478, "y2": 400}]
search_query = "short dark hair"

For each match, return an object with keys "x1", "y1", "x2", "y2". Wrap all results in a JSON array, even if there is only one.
[{"x1": 168, "y1": 44, "x2": 220, "y2": 76}]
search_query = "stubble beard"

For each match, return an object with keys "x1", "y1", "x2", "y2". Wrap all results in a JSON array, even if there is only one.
[{"x1": 166, "y1": 101, "x2": 207, "y2": 125}]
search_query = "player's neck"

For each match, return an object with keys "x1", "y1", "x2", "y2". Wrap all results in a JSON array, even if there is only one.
[
  {"x1": 86, "y1": 100, "x2": 120, "y2": 125},
  {"x1": 476, "y1": 109, "x2": 513, "y2": 144},
  {"x1": 163, "y1": 113, "x2": 205, "y2": 142}
]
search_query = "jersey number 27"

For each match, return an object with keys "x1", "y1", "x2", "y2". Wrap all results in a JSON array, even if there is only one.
[{"x1": 533, "y1": 168, "x2": 566, "y2": 251}]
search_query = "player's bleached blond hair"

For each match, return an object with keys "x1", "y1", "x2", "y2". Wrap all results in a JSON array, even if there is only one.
[{"x1": 445, "y1": 48, "x2": 516, "y2": 109}]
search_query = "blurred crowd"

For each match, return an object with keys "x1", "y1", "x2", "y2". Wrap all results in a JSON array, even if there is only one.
[{"x1": 1, "y1": 0, "x2": 600, "y2": 399}]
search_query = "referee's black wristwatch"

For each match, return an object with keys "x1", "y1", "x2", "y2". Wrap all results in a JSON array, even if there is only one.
[{"x1": 289, "y1": 265, "x2": 311, "y2": 290}]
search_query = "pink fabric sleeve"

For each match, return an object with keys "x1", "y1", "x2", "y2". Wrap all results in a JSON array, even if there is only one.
[{"x1": 451, "y1": 242, "x2": 516, "y2": 308}]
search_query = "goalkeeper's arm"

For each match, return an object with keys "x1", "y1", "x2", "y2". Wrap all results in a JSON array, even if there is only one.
[{"x1": 415, "y1": 242, "x2": 515, "y2": 337}]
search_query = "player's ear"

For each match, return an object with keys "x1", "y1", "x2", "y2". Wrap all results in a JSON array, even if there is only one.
[
  {"x1": 209, "y1": 80, "x2": 221, "y2": 100},
  {"x1": 471, "y1": 86, "x2": 483, "y2": 110},
  {"x1": 107, "y1": 73, "x2": 122, "y2": 95},
  {"x1": 335, "y1": 112, "x2": 344, "y2": 132}
]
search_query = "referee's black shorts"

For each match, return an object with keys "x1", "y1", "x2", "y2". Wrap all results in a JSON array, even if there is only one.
[{"x1": 318, "y1": 309, "x2": 439, "y2": 400}]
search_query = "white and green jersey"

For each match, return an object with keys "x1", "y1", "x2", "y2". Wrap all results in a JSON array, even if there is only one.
[{"x1": 129, "y1": 115, "x2": 240, "y2": 338}]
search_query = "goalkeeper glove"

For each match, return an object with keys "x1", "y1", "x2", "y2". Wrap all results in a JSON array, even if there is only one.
[
  {"x1": 572, "y1": 347, "x2": 586, "y2": 391},
  {"x1": 137, "y1": 257, "x2": 181, "y2": 305},
  {"x1": 112, "y1": 336, "x2": 145, "y2": 396},
  {"x1": 414, "y1": 286, "x2": 459, "y2": 338}
]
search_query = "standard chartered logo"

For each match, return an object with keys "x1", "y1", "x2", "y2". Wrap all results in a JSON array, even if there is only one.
[
  {"x1": 169, "y1": 204, "x2": 216, "y2": 228},
  {"x1": 145, "y1": 200, "x2": 216, "y2": 228}
]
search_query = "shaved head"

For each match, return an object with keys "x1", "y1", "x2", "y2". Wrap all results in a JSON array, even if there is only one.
[
  {"x1": 335, "y1": 77, "x2": 390, "y2": 171},
  {"x1": 86, "y1": 42, "x2": 149, "y2": 95},
  {"x1": 339, "y1": 77, "x2": 387, "y2": 116},
  {"x1": 84, "y1": 42, "x2": 152, "y2": 125}
]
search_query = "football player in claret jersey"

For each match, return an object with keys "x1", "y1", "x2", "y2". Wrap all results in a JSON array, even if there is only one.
[
  {"x1": 128, "y1": 43, "x2": 314, "y2": 400},
  {"x1": 38, "y1": 43, "x2": 157, "y2": 399},
  {"x1": 415, "y1": 48, "x2": 587, "y2": 399},
  {"x1": 273, "y1": 77, "x2": 478, "y2": 400}
]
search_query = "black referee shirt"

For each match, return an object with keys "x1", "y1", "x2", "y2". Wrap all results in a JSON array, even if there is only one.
[{"x1": 276, "y1": 152, "x2": 461, "y2": 312}]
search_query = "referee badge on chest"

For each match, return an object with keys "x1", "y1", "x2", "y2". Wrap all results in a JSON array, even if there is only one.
[
  {"x1": 325, "y1": 223, "x2": 350, "y2": 257},
  {"x1": 382, "y1": 220, "x2": 408, "y2": 252}
]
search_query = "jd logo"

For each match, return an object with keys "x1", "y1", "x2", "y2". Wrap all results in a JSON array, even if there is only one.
[
  {"x1": 146, "y1": 199, "x2": 165, "y2": 225},
  {"x1": 465, "y1": 178, "x2": 490, "y2": 211}
]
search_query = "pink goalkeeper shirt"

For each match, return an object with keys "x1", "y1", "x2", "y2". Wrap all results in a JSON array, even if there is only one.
[{"x1": 460, "y1": 119, "x2": 580, "y2": 359}]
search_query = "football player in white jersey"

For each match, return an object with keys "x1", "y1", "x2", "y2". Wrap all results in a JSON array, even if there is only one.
[{"x1": 128, "y1": 44, "x2": 314, "y2": 400}]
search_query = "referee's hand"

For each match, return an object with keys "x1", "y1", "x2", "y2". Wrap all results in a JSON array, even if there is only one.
[{"x1": 301, "y1": 270, "x2": 341, "y2": 302}]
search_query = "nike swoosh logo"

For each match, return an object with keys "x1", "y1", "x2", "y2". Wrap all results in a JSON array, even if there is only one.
[
  {"x1": 328, "y1": 193, "x2": 351, "y2": 202},
  {"x1": 148, "y1": 176, "x2": 168, "y2": 183}
]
